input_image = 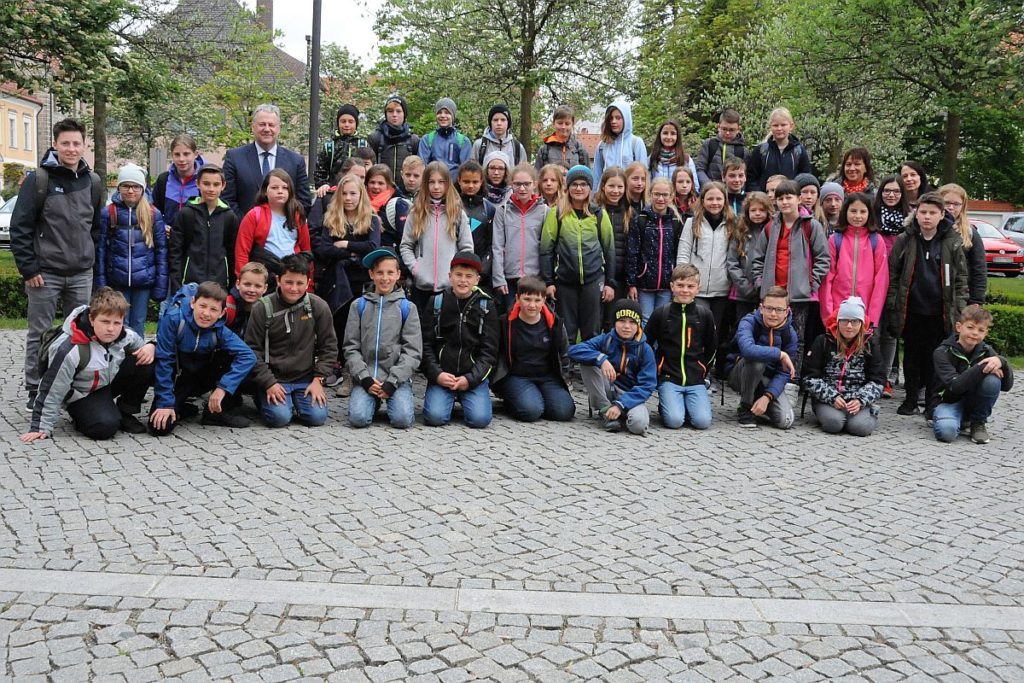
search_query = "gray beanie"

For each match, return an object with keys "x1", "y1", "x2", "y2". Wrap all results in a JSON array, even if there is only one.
[
  {"x1": 435, "y1": 97, "x2": 457, "y2": 119},
  {"x1": 820, "y1": 182, "x2": 844, "y2": 201},
  {"x1": 795, "y1": 173, "x2": 820, "y2": 191},
  {"x1": 837, "y1": 296, "x2": 866, "y2": 322},
  {"x1": 117, "y1": 164, "x2": 147, "y2": 188}
]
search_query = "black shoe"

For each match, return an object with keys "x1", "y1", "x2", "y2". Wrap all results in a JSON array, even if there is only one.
[
  {"x1": 119, "y1": 413, "x2": 147, "y2": 434},
  {"x1": 178, "y1": 402, "x2": 200, "y2": 419},
  {"x1": 201, "y1": 409, "x2": 251, "y2": 428},
  {"x1": 970, "y1": 422, "x2": 990, "y2": 444},
  {"x1": 737, "y1": 404, "x2": 758, "y2": 428},
  {"x1": 896, "y1": 401, "x2": 919, "y2": 416},
  {"x1": 25, "y1": 392, "x2": 37, "y2": 413}
]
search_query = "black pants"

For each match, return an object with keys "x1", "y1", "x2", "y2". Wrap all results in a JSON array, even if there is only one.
[
  {"x1": 148, "y1": 357, "x2": 226, "y2": 436},
  {"x1": 902, "y1": 312, "x2": 945, "y2": 409},
  {"x1": 66, "y1": 354, "x2": 154, "y2": 440}
]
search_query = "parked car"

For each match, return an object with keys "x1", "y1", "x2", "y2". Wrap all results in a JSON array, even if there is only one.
[
  {"x1": 0, "y1": 195, "x2": 16, "y2": 248},
  {"x1": 972, "y1": 219, "x2": 1024, "y2": 277},
  {"x1": 1001, "y1": 213, "x2": 1024, "y2": 248}
]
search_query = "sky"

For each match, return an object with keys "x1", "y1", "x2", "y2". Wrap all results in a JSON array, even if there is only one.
[{"x1": 237, "y1": 0, "x2": 383, "y2": 65}]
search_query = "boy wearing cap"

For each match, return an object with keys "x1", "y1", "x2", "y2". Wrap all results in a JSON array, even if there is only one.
[
  {"x1": 540, "y1": 164, "x2": 617, "y2": 344},
  {"x1": 420, "y1": 251, "x2": 499, "y2": 427},
  {"x1": 569, "y1": 299, "x2": 656, "y2": 434},
  {"x1": 315, "y1": 104, "x2": 370, "y2": 197},
  {"x1": 344, "y1": 248, "x2": 422, "y2": 429},
  {"x1": 473, "y1": 104, "x2": 528, "y2": 167},
  {"x1": 368, "y1": 94, "x2": 420, "y2": 182},
  {"x1": 819, "y1": 182, "x2": 844, "y2": 234},
  {"x1": 419, "y1": 98, "x2": 472, "y2": 178}
]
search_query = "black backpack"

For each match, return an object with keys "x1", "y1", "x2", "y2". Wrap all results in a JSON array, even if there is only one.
[
  {"x1": 477, "y1": 139, "x2": 523, "y2": 166},
  {"x1": 37, "y1": 326, "x2": 90, "y2": 378}
]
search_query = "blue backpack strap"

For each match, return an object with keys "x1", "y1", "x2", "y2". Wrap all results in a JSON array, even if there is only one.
[
  {"x1": 834, "y1": 231, "x2": 879, "y2": 262},
  {"x1": 357, "y1": 296, "x2": 366, "y2": 318},
  {"x1": 400, "y1": 298, "x2": 410, "y2": 323}
]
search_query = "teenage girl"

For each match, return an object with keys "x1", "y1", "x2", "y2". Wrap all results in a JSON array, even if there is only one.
[
  {"x1": 819, "y1": 193, "x2": 889, "y2": 328},
  {"x1": 625, "y1": 177, "x2": 684, "y2": 323},
  {"x1": 235, "y1": 169, "x2": 312, "y2": 290},
  {"x1": 939, "y1": 183, "x2": 987, "y2": 305},
  {"x1": 592, "y1": 100, "x2": 648, "y2": 180},
  {"x1": 538, "y1": 164, "x2": 565, "y2": 207},
  {"x1": 726, "y1": 192, "x2": 773, "y2": 319},
  {"x1": 648, "y1": 119, "x2": 699, "y2": 192}
]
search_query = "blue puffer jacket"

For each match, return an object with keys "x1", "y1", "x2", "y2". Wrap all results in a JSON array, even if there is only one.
[{"x1": 97, "y1": 192, "x2": 169, "y2": 300}]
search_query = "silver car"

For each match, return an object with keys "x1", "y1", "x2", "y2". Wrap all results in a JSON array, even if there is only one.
[
  {"x1": 0, "y1": 195, "x2": 16, "y2": 247},
  {"x1": 1001, "y1": 213, "x2": 1024, "y2": 248}
]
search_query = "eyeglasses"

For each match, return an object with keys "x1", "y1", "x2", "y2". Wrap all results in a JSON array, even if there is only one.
[
  {"x1": 118, "y1": 185, "x2": 143, "y2": 193},
  {"x1": 651, "y1": 192, "x2": 672, "y2": 199},
  {"x1": 944, "y1": 201, "x2": 963, "y2": 209},
  {"x1": 569, "y1": 181, "x2": 589, "y2": 189},
  {"x1": 881, "y1": 189, "x2": 901, "y2": 195},
  {"x1": 760, "y1": 305, "x2": 788, "y2": 314},
  {"x1": 838, "y1": 319, "x2": 862, "y2": 325},
  {"x1": 511, "y1": 181, "x2": 532, "y2": 189}
]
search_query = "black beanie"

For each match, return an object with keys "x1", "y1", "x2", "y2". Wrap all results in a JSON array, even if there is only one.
[
  {"x1": 336, "y1": 104, "x2": 360, "y2": 124},
  {"x1": 488, "y1": 104, "x2": 514, "y2": 133},
  {"x1": 613, "y1": 299, "x2": 643, "y2": 325}
]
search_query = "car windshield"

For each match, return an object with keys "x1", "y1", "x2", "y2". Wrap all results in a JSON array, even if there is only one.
[
  {"x1": 1005, "y1": 216, "x2": 1024, "y2": 232},
  {"x1": 0, "y1": 197, "x2": 16, "y2": 214},
  {"x1": 974, "y1": 222, "x2": 1003, "y2": 239}
]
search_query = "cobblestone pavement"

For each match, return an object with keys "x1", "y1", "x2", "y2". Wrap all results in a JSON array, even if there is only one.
[{"x1": 1, "y1": 330, "x2": 1022, "y2": 679}]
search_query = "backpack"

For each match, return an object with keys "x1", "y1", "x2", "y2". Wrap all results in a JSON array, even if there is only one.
[
  {"x1": 424, "y1": 130, "x2": 468, "y2": 150},
  {"x1": 553, "y1": 208, "x2": 606, "y2": 274},
  {"x1": 431, "y1": 291, "x2": 491, "y2": 338},
  {"x1": 163, "y1": 282, "x2": 207, "y2": 344},
  {"x1": 477, "y1": 139, "x2": 523, "y2": 166},
  {"x1": 356, "y1": 295, "x2": 410, "y2": 324},
  {"x1": 258, "y1": 293, "x2": 314, "y2": 362},
  {"x1": 759, "y1": 141, "x2": 804, "y2": 171},
  {"x1": 832, "y1": 231, "x2": 879, "y2": 263},
  {"x1": 106, "y1": 203, "x2": 156, "y2": 245},
  {"x1": 324, "y1": 137, "x2": 368, "y2": 161},
  {"x1": 383, "y1": 196, "x2": 407, "y2": 238},
  {"x1": 33, "y1": 167, "x2": 105, "y2": 222},
  {"x1": 37, "y1": 325, "x2": 90, "y2": 378}
]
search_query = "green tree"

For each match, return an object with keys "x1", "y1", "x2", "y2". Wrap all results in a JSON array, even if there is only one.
[{"x1": 374, "y1": 0, "x2": 637, "y2": 152}]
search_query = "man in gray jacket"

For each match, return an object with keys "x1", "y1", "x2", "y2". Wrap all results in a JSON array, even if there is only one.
[
  {"x1": 343, "y1": 248, "x2": 422, "y2": 428},
  {"x1": 10, "y1": 119, "x2": 106, "y2": 411}
]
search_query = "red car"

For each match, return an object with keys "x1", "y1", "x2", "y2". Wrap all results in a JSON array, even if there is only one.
[{"x1": 971, "y1": 220, "x2": 1024, "y2": 277}]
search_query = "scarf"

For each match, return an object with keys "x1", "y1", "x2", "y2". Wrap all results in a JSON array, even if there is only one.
[
  {"x1": 878, "y1": 206, "x2": 906, "y2": 236},
  {"x1": 378, "y1": 119, "x2": 412, "y2": 144},
  {"x1": 843, "y1": 177, "x2": 869, "y2": 195},
  {"x1": 511, "y1": 194, "x2": 540, "y2": 213},
  {"x1": 659, "y1": 149, "x2": 678, "y2": 163},
  {"x1": 485, "y1": 183, "x2": 508, "y2": 205},
  {"x1": 370, "y1": 186, "x2": 395, "y2": 212}
]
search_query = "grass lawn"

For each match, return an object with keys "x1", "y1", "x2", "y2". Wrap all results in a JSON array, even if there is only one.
[
  {"x1": 988, "y1": 274, "x2": 1024, "y2": 298},
  {"x1": 0, "y1": 250, "x2": 17, "y2": 278}
]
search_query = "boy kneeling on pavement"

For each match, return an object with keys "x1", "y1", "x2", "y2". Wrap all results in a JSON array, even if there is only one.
[{"x1": 22, "y1": 287, "x2": 154, "y2": 442}]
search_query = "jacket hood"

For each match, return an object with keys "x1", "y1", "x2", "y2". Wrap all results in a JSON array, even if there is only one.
[
  {"x1": 362, "y1": 289, "x2": 407, "y2": 304},
  {"x1": 185, "y1": 196, "x2": 231, "y2": 213},
  {"x1": 606, "y1": 100, "x2": 634, "y2": 137},
  {"x1": 483, "y1": 128, "x2": 516, "y2": 145},
  {"x1": 719, "y1": 132, "x2": 745, "y2": 144},
  {"x1": 938, "y1": 332, "x2": 986, "y2": 358},
  {"x1": 64, "y1": 305, "x2": 127, "y2": 346},
  {"x1": 40, "y1": 147, "x2": 91, "y2": 175},
  {"x1": 908, "y1": 211, "x2": 954, "y2": 239}
]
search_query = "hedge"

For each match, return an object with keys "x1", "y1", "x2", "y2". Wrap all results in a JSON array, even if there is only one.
[{"x1": 1, "y1": 274, "x2": 1023, "y2": 355}]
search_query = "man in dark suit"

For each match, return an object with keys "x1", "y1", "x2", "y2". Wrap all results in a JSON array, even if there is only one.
[{"x1": 222, "y1": 103, "x2": 312, "y2": 218}]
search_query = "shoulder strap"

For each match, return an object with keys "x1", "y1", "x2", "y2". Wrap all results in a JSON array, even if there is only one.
[
  {"x1": 76, "y1": 342, "x2": 91, "y2": 374},
  {"x1": 108, "y1": 203, "x2": 117, "y2": 226},
  {"x1": 832, "y1": 232, "x2": 842, "y2": 262},
  {"x1": 432, "y1": 293, "x2": 443, "y2": 338},
  {"x1": 400, "y1": 298, "x2": 410, "y2": 323},
  {"x1": 424, "y1": 131, "x2": 435, "y2": 147},
  {"x1": 90, "y1": 172, "x2": 104, "y2": 211},
  {"x1": 869, "y1": 232, "x2": 878, "y2": 252},
  {"x1": 357, "y1": 296, "x2": 366, "y2": 318},
  {"x1": 477, "y1": 142, "x2": 486, "y2": 164},
  {"x1": 33, "y1": 167, "x2": 49, "y2": 221}
]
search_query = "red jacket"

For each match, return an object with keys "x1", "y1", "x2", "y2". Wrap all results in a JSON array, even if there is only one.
[{"x1": 235, "y1": 204, "x2": 313, "y2": 290}]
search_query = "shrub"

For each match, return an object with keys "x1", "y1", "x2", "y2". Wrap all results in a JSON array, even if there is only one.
[{"x1": 986, "y1": 303, "x2": 1024, "y2": 357}]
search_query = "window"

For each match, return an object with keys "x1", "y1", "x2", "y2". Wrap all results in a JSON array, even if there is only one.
[
  {"x1": 23, "y1": 116, "x2": 31, "y2": 151},
  {"x1": 8, "y1": 113, "x2": 15, "y2": 150}
]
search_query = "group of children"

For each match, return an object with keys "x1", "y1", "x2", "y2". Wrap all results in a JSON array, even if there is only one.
[{"x1": 21, "y1": 98, "x2": 1014, "y2": 445}]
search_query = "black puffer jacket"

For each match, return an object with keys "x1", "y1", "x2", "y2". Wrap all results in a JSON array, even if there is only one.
[
  {"x1": 420, "y1": 288, "x2": 499, "y2": 387},
  {"x1": 802, "y1": 327, "x2": 886, "y2": 406},
  {"x1": 625, "y1": 206, "x2": 683, "y2": 290}
]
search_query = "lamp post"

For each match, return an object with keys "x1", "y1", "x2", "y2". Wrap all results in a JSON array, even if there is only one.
[{"x1": 307, "y1": 0, "x2": 322, "y2": 187}]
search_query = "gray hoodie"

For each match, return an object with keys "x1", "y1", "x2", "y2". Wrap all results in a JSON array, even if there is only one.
[
  {"x1": 343, "y1": 289, "x2": 423, "y2": 394},
  {"x1": 491, "y1": 196, "x2": 547, "y2": 289},
  {"x1": 749, "y1": 212, "x2": 830, "y2": 303},
  {"x1": 400, "y1": 202, "x2": 474, "y2": 292}
]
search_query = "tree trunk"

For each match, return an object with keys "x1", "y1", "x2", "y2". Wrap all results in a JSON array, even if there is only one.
[
  {"x1": 519, "y1": 82, "x2": 535, "y2": 156},
  {"x1": 942, "y1": 111, "x2": 961, "y2": 185},
  {"x1": 93, "y1": 88, "x2": 107, "y2": 181}
]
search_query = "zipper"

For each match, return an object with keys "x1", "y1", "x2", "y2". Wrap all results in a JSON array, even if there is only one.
[
  {"x1": 656, "y1": 215, "x2": 664, "y2": 290},
  {"x1": 851, "y1": 230, "x2": 860, "y2": 296},
  {"x1": 679, "y1": 307, "x2": 687, "y2": 385},
  {"x1": 373, "y1": 299, "x2": 383, "y2": 379},
  {"x1": 433, "y1": 203, "x2": 441, "y2": 290},
  {"x1": 519, "y1": 208, "x2": 526, "y2": 278},
  {"x1": 577, "y1": 215, "x2": 584, "y2": 285},
  {"x1": 127, "y1": 207, "x2": 134, "y2": 287}
]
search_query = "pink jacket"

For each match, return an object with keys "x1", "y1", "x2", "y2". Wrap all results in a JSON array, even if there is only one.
[{"x1": 820, "y1": 226, "x2": 889, "y2": 327}]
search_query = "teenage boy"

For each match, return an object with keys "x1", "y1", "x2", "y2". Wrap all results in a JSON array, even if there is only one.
[
  {"x1": 644, "y1": 264, "x2": 716, "y2": 430},
  {"x1": 765, "y1": 174, "x2": 787, "y2": 205},
  {"x1": 932, "y1": 305, "x2": 1014, "y2": 444},
  {"x1": 225, "y1": 261, "x2": 270, "y2": 337},
  {"x1": 749, "y1": 179, "x2": 829, "y2": 377},
  {"x1": 569, "y1": 299, "x2": 656, "y2": 435},
  {"x1": 473, "y1": 104, "x2": 528, "y2": 167},
  {"x1": 420, "y1": 251, "x2": 499, "y2": 428},
  {"x1": 315, "y1": 104, "x2": 370, "y2": 196},
  {"x1": 534, "y1": 106, "x2": 589, "y2": 171},
  {"x1": 492, "y1": 276, "x2": 575, "y2": 422},
  {"x1": 22, "y1": 288, "x2": 154, "y2": 442},
  {"x1": 367, "y1": 94, "x2": 420, "y2": 181},
  {"x1": 244, "y1": 253, "x2": 338, "y2": 428},
  {"x1": 343, "y1": 248, "x2": 422, "y2": 429},
  {"x1": 419, "y1": 98, "x2": 472, "y2": 178},
  {"x1": 399, "y1": 155, "x2": 425, "y2": 199},
  {"x1": 169, "y1": 164, "x2": 239, "y2": 291},
  {"x1": 819, "y1": 182, "x2": 844, "y2": 234},
  {"x1": 12, "y1": 118, "x2": 105, "y2": 411},
  {"x1": 149, "y1": 282, "x2": 257, "y2": 436},
  {"x1": 886, "y1": 191, "x2": 968, "y2": 417},
  {"x1": 726, "y1": 286, "x2": 798, "y2": 429},
  {"x1": 723, "y1": 156, "x2": 747, "y2": 216},
  {"x1": 695, "y1": 109, "x2": 746, "y2": 186},
  {"x1": 457, "y1": 160, "x2": 496, "y2": 290}
]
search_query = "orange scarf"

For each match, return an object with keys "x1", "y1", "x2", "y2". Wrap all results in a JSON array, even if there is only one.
[{"x1": 370, "y1": 186, "x2": 395, "y2": 212}]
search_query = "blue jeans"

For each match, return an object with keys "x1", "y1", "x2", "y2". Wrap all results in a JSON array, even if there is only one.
[
  {"x1": 498, "y1": 375, "x2": 575, "y2": 422},
  {"x1": 260, "y1": 381, "x2": 329, "y2": 428},
  {"x1": 637, "y1": 290, "x2": 672, "y2": 325},
  {"x1": 658, "y1": 381, "x2": 712, "y2": 429},
  {"x1": 115, "y1": 286, "x2": 151, "y2": 337},
  {"x1": 933, "y1": 374, "x2": 1002, "y2": 442},
  {"x1": 348, "y1": 382, "x2": 415, "y2": 429},
  {"x1": 423, "y1": 380, "x2": 492, "y2": 428}
]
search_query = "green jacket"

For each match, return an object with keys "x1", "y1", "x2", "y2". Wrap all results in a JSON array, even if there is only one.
[
  {"x1": 539, "y1": 205, "x2": 617, "y2": 287},
  {"x1": 885, "y1": 214, "x2": 968, "y2": 337}
]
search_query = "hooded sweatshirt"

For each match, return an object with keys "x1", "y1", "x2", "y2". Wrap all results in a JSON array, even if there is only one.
[
  {"x1": 593, "y1": 101, "x2": 649, "y2": 180},
  {"x1": 644, "y1": 299, "x2": 717, "y2": 386},
  {"x1": 749, "y1": 211, "x2": 830, "y2": 303},
  {"x1": 819, "y1": 225, "x2": 890, "y2": 327},
  {"x1": 473, "y1": 105, "x2": 528, "y2": 166},
  {"x1": 30, "y1": 306, "x2": 148, "y2": 434},
  {"x1": 695, "y1": 133, "x2": 747, "y2": 187},
  {"x1": 802, "y1": 323, "x2": 886, "y2": 407},
  {"x1": 399, "y1": 201, "x2": 474, "y2": 292},
  {"x1": 535, "y1": 131, "x2": 589, "y2": 171},
  {"x1": 725, "y1": 221, "x2": 767, "y2": 303},
  {"x1": 367, "y1": 95, "x2": 421, "y2": 179},
  {"x1": 491, "y1": 195, "x2": 547, "y2": 289},
  {"x1": 418, "y1": 98, "x2": 472, "y2": 177},
  {"x1": 243, "y1": 290, "x2": 338, "y2": 389},
  {"x1": 343, "y1": 288, "x2": 423, "y2": 396}
]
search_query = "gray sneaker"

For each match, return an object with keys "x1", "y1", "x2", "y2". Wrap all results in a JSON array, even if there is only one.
[{"x1": 970, "y1": 422, "x2": 990, "y2": 444}]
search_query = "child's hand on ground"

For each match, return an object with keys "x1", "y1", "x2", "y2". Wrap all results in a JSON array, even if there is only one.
[
  {"x1": 150, "y1": 408, "x2": 175, "y2": 430},
  {"x1": 752, "y1": 395, "x2": 771, "y2": 416},
  {"x1": 20, "y1": 431, "x2": 48, "y2": 443}
]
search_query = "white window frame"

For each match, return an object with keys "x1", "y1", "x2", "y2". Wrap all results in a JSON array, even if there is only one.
[
  {"x1": 23, "y1": 115, "x2": 32, "y2": 151},
  {"x1": 7, "y1": 112, "x2": 15, "y2": 150}
]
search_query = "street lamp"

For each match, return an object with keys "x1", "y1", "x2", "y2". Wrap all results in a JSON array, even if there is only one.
[{"x1": 307, "y1": 0, "x2": 322, "y2": 187}]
